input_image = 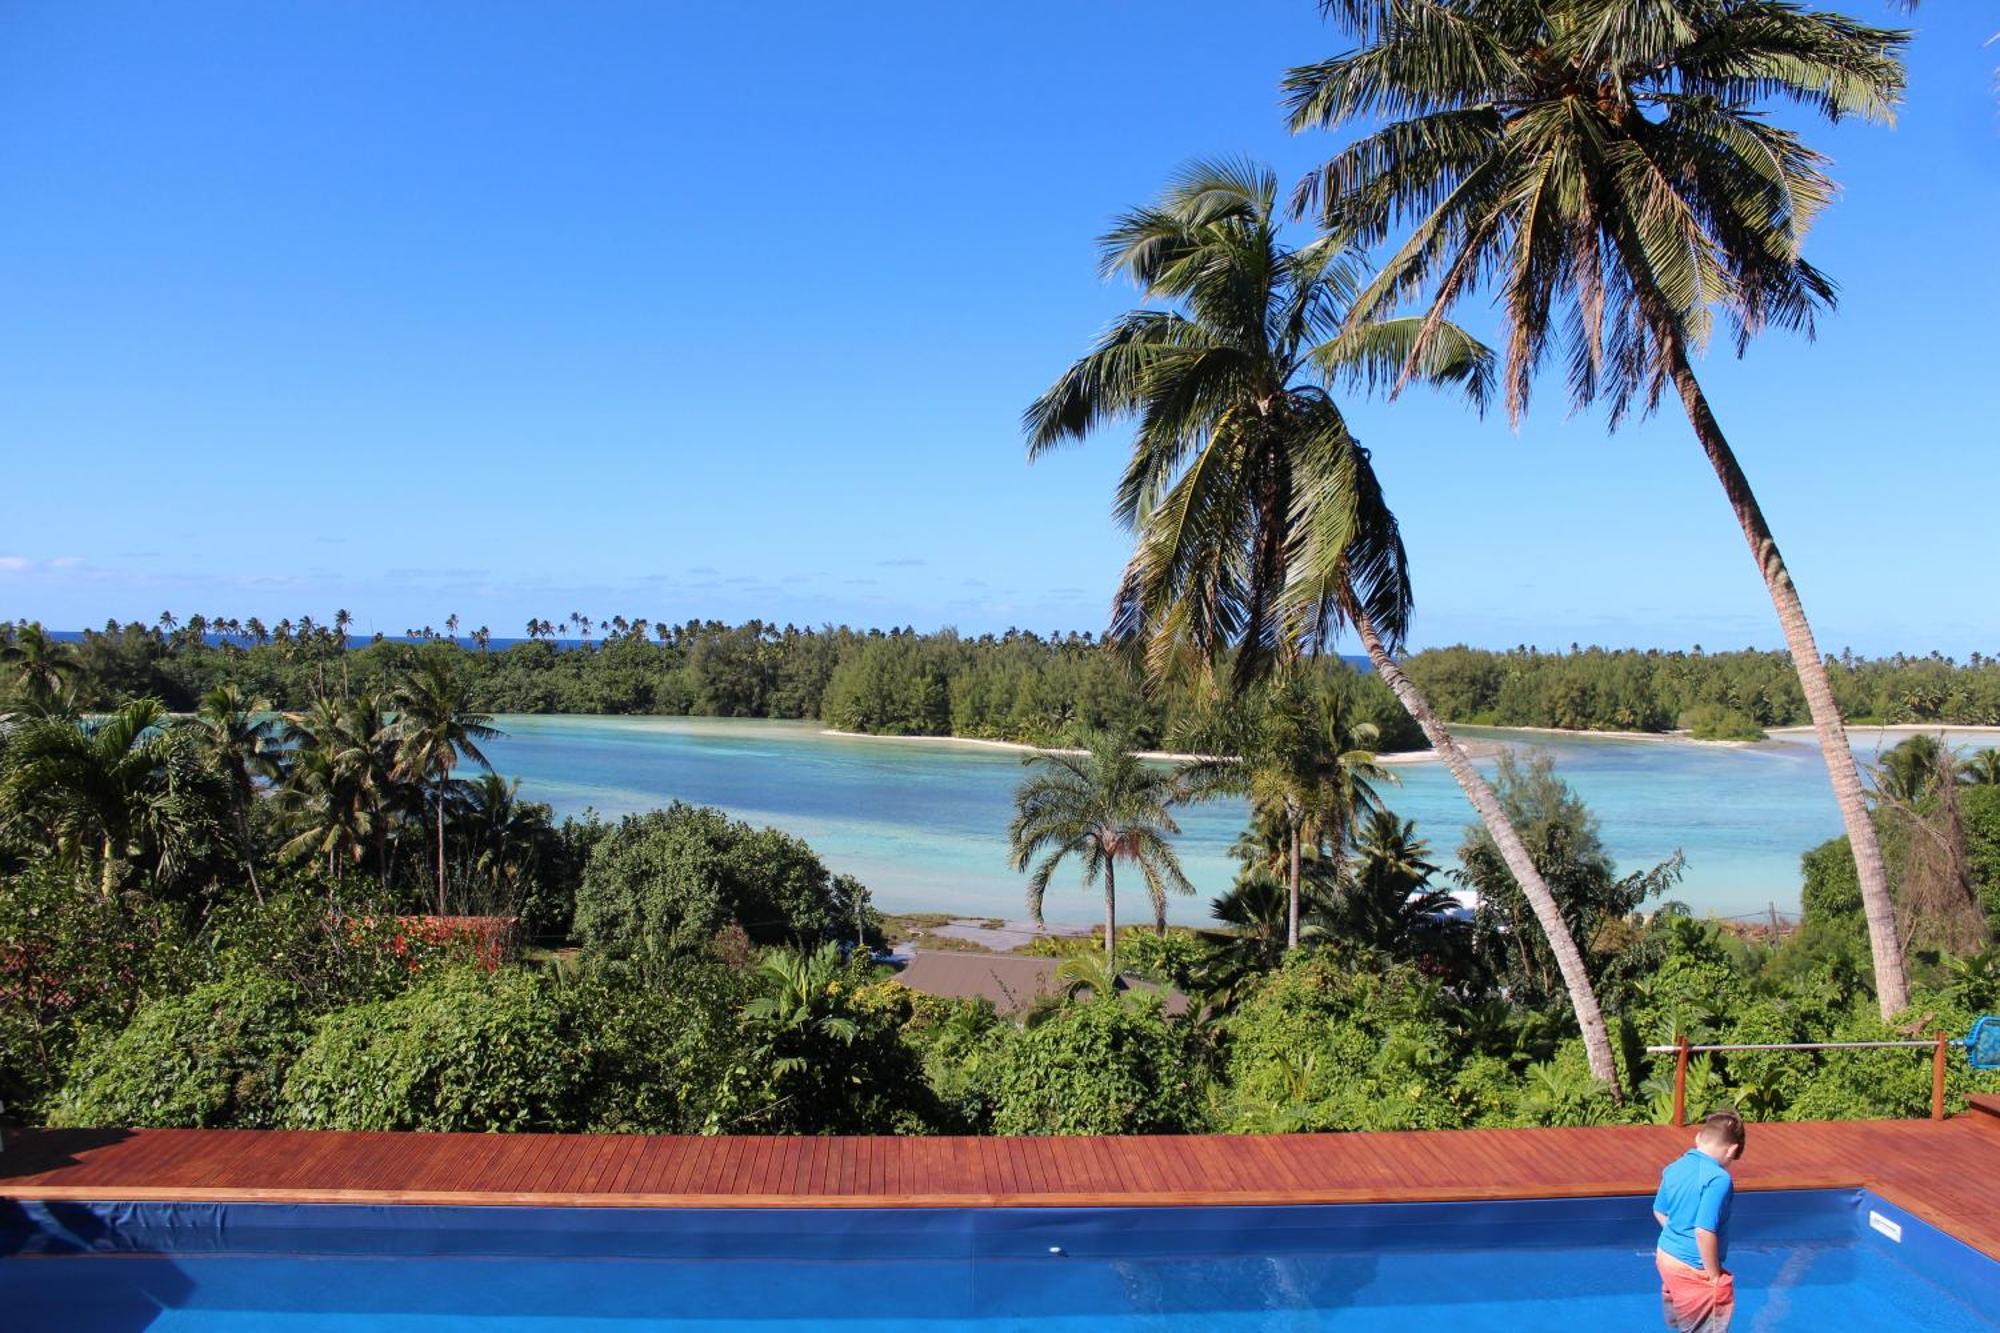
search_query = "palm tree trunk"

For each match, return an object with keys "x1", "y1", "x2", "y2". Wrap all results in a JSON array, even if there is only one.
[
  {"x1": 1287, "y1": 822, "x2": 1303, "y2": 950},
  {"x1": 435, "y1": 778, "x2": 448, "y2": 917},
  {"x1": 1103, "y1": 858, "x2": 1118, "y2": 976},
  {"x1": 1663, "y1": 335, "x2": 1909, "y2": 1019},
  {"x1": 1350, "y1": 605, "x2": 1623, "y2": 1099},
  {"x1": 237, "y1": 805, "x2": 264, "y2": 905}
]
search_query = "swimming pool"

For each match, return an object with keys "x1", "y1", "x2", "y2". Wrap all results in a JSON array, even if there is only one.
[{"x1": 4, "y1": 1189, "x2": 1995, "y2": 1330}]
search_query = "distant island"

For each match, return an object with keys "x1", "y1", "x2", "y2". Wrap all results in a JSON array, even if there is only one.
[{"x1": 8, "y1": 615, "x2": 1996, "y2": 752}]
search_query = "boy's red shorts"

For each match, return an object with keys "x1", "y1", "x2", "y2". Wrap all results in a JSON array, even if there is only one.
[{"x1": 1656, "y1": 1249, "x2": 1735, "y2": 1332}]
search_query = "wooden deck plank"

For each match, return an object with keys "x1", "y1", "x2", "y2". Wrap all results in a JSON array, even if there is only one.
[{"x1": 3, "y1": 1117, "x2": 1998, "y2": 1258}]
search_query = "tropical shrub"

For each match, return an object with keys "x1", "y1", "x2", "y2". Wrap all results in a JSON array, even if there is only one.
[
  {"x1": 1221, "y1": 952, "x2": 1465, "y2": 1132},
  {"x1": 990, "y1": 994, "x2": 1205, "y2": 1135},
  {"x1": 563, "y1": 959, "x2": 746, "y2": 1134},
  {"x1": 50, "y1": 975, "x2": 308, "y2": 1129},
  {"x1": 0, "y1": 865, "x2": 188, "y2": 1118},
  {"x1": 280, "y1": 966, "x2": 584, "y2": 1132},
  {"x1": 713, "y1": 944, "x2": 939, "y2": 1134},
  {"x1": 572, "y1": 804, "x2": 865, "y2": 962}
]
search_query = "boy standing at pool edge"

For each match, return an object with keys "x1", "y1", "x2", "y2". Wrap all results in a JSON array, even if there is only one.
[{"x1": 1652, "y1": 1109, "x2": 1746, "y2": 1331}]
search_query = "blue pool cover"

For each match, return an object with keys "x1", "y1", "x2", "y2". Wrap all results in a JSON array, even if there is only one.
[{"x1": 3, "y1": 1188, "x2": 1995, "y2": 1330}]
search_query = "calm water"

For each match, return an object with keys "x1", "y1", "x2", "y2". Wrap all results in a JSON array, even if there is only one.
[{"x1": 479, "y1": 716, "x2": 2000, "y2": 922}]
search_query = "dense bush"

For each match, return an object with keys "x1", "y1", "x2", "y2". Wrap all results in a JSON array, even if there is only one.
[
  {"x1": 0, "y1": 866, "x2": 189, "y2": 1118},
  {"x1": 990, "y1": 995, "x2": 1206, "y2": 1135},
  {"x1": 50, "y1": 976, "x2": 309, "y2": 1129},
  {"x1": 564, "y1": 961, "x2": 746, "y2": 1134},
  {"x1": 712, "y1": 944, "x2": 940, "y2": 1134},
  {"x1": 1221, "y1": 954, "x2": 1466, "y2": 1132},
  {"x1": 280, "y1": 967, "x2": 585, "y2": 1132},
  {"x1": 1680, "y1": 704, "x2": 1766, "y2": 742},
  {"x1": 572, "y1": 804, "x2": 867, "y2": 962}
]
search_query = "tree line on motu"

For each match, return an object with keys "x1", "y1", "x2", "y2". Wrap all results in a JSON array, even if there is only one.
[
  {"x1": 8, "y1": 617, "x2": 1998, "y2": 751},
  {"x1": 4, "y1": 1, "x2": 1989, "y2": 1116},
  {"x1": 1, "y1": 642, "x2": 1994, "y2": 1135}
]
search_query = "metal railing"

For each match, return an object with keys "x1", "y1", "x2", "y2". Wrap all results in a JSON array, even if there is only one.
[{"x1": 1646, "y1": 1034, "x2": 1955, "y2": 1126}]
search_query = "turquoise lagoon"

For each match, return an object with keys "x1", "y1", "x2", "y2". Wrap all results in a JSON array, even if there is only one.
[{"x1": 479, "y1": 716, "x2": 1998, "y2": 923}]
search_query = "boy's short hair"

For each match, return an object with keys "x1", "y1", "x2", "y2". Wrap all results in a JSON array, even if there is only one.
[{"x1": 1699, "y1": 1109, "x2": 1746, "y2": 1148}]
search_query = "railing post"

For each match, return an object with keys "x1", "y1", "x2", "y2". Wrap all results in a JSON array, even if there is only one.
[
  {"x1": 1932, "y1": 1032, "x2": 1949, "y2": 1121},
  {"x1": 1673, "y1": 1035, "x2": 1690, "y2": 1128}
]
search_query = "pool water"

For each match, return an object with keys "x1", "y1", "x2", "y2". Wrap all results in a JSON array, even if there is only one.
[{"x1": 4, "y1": 1191, "x2": 1995, "y2": 1331}]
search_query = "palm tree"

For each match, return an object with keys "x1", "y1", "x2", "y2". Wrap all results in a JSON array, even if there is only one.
[
  {"x1": 1007, "y1": 733, "x2": 1193, "y2": 974},
  {"x1": 306, "y1": 690, "x2": 405, "y2": 890},
  {"x1": 1324, "y1": 808, "x2": 1464, "y2": 962},
  {"x1": 389, "y1": 655, "x2": 500, "y2": 913},
  {"x1": 0, "y1": 699, "x2": 224, "y2": 897},
  {"x1": 0, "y1": 624, "x2": 76, "y2": 717},
  {"x1": 1285, "y1": 1, "x2": 1914, "y2": 1018},
  {"x1": 458, "y1": 771, "x2": 544, "y2": 914},
  {"x1": 1184, "y1": 674, "x2": 1391, "y2": 949},
  {"x1": 1965, "y1": 749, "x2": 2000, "y2": 787},
  {"x1": 1024, "y1": 159, "x2": 1628, "y2": 1093},
  {"x1": 277, "y1": 703, "x2": 375, "y2": 886},
  {"x1": 1873, "y1": 733, "x2": 1960, "y2": 805},
  {"x1": 1209, "y1": 869, "x2": 1301, "y2": 971},
  {"x1": 1025, "y1": 158, "x2": 1490, "y2": 689},
  {"x1": 193, "y1": 684, "x2": 282, "y2": 902}
]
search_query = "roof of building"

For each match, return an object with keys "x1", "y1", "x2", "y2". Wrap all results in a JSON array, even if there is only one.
[{"x1": 891, "y1": 949, "x2": 1188, "y2": 1016}]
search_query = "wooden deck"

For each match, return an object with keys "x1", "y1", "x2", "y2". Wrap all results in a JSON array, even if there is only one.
[{"x1": 6, "y1": 1097, "x2": 1999, "y2": 1257}]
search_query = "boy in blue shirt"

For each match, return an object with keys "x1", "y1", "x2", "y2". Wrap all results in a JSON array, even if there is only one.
[{"x1": 1652, "y1": 1109, "x2": 1746, "y2": 1331}]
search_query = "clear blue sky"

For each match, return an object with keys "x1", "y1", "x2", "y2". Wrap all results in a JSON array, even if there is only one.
[{"x1": 1, "y1": 2, "x2": 1994, "y2": 653}]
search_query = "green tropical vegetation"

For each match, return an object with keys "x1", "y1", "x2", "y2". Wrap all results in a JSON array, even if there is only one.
[{"x1": 4, "y1": 655, "x2": 1994, "y2": 1137}]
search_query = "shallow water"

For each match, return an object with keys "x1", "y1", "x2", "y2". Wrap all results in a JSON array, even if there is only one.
[{"x1": 479, "y1": 715, "x2": 2000, "y2": 922}]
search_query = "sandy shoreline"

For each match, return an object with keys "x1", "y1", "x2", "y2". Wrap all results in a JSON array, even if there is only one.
[
  {"x1": 821, "y1": 727, "x2": 1496, "y2": 765},
  {"x1": 821, "y1": 720, "x2": 2000, "y2": 766},
  {"x1": 1467, "y1": 723, "x2": 1762, "y2": 749}
]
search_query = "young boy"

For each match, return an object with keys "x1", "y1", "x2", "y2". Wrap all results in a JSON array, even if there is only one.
[{"x1": 1652, "y1": 1109, "x2": 1747, "y2": 1331}]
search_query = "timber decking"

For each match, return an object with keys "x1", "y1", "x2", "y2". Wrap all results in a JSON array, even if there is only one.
[{"x1": 5, "y1": 1113, "x2": 1999, "y2": 1260}]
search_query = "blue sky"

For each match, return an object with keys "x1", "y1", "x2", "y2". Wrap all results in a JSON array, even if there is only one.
[{"x1": 1, "y1": 2, "x2": 1994, "y2": 654}]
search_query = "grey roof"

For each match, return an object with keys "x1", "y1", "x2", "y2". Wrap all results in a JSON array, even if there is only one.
[{"x1": 892, "y1": 950, "x2": 1189, "y2": 1017}]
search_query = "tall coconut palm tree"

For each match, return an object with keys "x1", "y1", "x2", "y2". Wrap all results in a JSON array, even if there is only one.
[
  {"x1": 277, "y1": 713, "x2": 375, "y2": 885},
  {"x1": 1285, "y1": 0, "x2": 1913, "y2": 1017},
  {"x1": 336, "y1": 691, "x2": 405, "y2": 888},
  {"x1": 1007, "y1": 733, "x2": 1193, "y2": 975},
  {"x1": 389, "y1": 655, "x2": 500, "y2": 915},
  {"x1": 1025, "y1": 159, "x2": 1628, "y2": 1092},
  {"x1": 193, "y1": 684, "x2": 282, "y2": 903}
]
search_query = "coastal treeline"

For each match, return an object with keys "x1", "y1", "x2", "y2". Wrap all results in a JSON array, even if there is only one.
[
  {"x1": 8, "y1": 619, "x2": 1999, "y2": 749},
  {"x1": 1406, "y1": 646, "x2": 2000, "y2": 739},
  {"x1": 0, "y1": 617, "x2": 1423, "y2": 752}
]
